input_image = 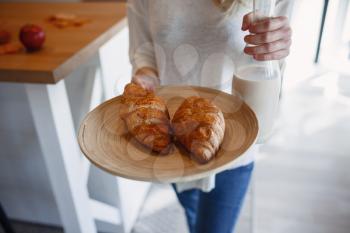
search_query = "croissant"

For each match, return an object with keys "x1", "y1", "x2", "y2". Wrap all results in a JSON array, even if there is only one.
[
  {"x1": 171, "y1": 96, "x2": 225, "y2": 163},
  {"x1": 121, "y1": 83, "x2": 172, "y2": 153}
]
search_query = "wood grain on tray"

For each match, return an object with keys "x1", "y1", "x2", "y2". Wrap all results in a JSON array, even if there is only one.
[{"x1": 78, "y1": 86, "x2": 259, "y2": 182}]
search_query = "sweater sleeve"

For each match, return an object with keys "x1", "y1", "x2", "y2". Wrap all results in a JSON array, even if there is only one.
[{"x1": 127, "y1": 0, "x2": 157, "y2": 75}]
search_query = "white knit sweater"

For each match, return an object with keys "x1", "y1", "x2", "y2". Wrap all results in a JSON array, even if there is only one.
[{"x1": 127, "y1": 0, "x2": 293, "y2": 192}]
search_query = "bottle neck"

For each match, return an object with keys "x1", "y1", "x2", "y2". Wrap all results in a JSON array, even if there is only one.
[
  {"x1": 247, "y1": 0, "x2": 280, "y2": 79},
  {"x1": 253, "y1": 0, "x2": 277, "y2": 19}
]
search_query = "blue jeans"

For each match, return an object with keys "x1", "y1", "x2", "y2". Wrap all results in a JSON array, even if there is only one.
[{"x1": 172, "y1": 162, "x2": 254, "y2": 233}]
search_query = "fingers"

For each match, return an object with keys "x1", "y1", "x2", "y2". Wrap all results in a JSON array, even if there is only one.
[
  {"x1": 249, "y1": 16, "x2": 289, "y2": 33},
  {"x1": 132, "y1": 75, "x2": 159, "y2": 92},
  {"x1": 253, "y1": 49, "x2": 290, "y2": 61},
  {"x1": 244, "y1": 38, "x2": 292, "y2": 55},
  {"x1": 242, "y1": 12, "x2": 292, "y2": 61},
  {"x1": 135, "y1": 66, "x2": 159, "y2": 78},
  {"x1": 132, "y1": 78, "x2": 152, "y2": 91},
  {"x1": 242, "y1": 11, "x2": 289, "y2": 32},
  {"x1": 244, "y1": 26, "x2": 292, "y2": 45},
  {"x1": 241, "y1": 12, "x2": 255, "y2": 31},
  {"x1": 133, "y1": 80, "x2": 155, "y2": 92},
  {"x1": 243, "y1": 27, "x2": 292, "y2": 60}
]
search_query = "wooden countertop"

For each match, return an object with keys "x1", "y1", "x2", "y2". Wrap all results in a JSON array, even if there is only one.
[{"x1": 0, "y1": 2, "x2": 126, "y2": 84}]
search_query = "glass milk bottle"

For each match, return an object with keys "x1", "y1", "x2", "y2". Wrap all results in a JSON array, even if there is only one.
[{"x1": 232, "y1": 0, "x2": 281, "y2": 143}]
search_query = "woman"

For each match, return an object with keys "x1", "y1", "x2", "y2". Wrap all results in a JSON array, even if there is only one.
[{"x1": 127, "y1": 0, "x2": 292, "y2": 232}]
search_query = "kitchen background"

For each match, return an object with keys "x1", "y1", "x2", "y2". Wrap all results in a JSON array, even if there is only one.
[{"x1": 0, "y1": 0, "x2": 349, "y2": 233}]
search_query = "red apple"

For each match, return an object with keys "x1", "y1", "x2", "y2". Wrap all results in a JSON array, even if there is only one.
[
  {"x1": 0, "y1": 30, "x2": 11, "y2": 45},
  {"x1": 19, "y1": 24, "x2": 45, "y2": 51}
]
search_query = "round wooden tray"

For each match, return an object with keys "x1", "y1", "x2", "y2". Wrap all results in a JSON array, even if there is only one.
[{"x1": 78, "y1": 86, "x2": 258, "y2": 183}]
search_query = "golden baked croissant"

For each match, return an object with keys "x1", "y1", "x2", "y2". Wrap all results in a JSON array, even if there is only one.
[
  {"x1": 171, "y1": 96, "x2": 225, "y2": 163},
  {"x1": 121, "y1": 83, "x2": 172, "y2": 153}
]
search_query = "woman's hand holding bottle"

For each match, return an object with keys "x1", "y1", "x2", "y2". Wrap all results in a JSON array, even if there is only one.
[{"x1": 241, "y1": 12, "x2": 292, "y2": 61}]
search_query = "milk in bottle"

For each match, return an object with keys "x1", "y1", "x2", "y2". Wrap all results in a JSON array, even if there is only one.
[{"x1": 232, "y1": 0, "x2": 281, "y2": 143}]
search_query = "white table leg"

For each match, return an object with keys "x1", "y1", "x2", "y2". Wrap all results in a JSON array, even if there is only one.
[{"x1": 26, "y1": 80, "x2": 96, "y2": 233}]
